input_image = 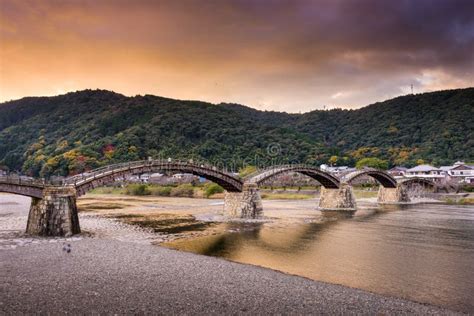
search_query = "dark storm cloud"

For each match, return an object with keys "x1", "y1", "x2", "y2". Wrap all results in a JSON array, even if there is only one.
[{"x1": 1, "y1": 0, "x2": 473, "y2": 111}]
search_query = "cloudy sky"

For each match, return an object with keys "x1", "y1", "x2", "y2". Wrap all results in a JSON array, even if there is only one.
[{"x1": 1, "y1": 0, "x2": 473, "y2": 112}]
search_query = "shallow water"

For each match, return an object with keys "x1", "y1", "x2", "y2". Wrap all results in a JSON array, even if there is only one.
[{"x1": 165, "y1": 202, "x2": 474, "y2": 313}]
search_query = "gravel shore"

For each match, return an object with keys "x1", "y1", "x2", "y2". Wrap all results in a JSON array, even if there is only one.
[
  {"x1": 1, "y1": 238, "x2": 458, "y2": 315},
  {"x1": 0, "y1": 195, "x2": 460, "y2": 314}
]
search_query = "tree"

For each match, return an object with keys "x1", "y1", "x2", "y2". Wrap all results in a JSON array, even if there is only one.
[
  {"x1": 239, "y1": 165, "x2": 257, "y2": 177},
  {"x1": 416, "y1": 159, "x2": 425, "y2": 165},
  {"x1": 328, "y1": 155, "x2": 338, "y2": 166},
  {"x1": 1, "y1": 88, "x2": 472, "y2": 176},
  {"x1": 356, "y1": 157, "x2": 388, "y2": 170},
  {"x1": 204, "y1": 183, "x2": 224, "y2": 198}
]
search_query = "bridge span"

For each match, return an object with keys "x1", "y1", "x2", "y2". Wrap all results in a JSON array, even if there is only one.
[
  {"x1": 0, "y1": 176, "x2": 45, "y2": 198},
  {"x1": 0, "y1": 161, "x2": 436, "y2": 237},
  {"x1": 65, "y1": 160, "x2": 244, "y2": 195},
  {"x1": 246, "y1": 164, "x2": 340, "y2": 188}
]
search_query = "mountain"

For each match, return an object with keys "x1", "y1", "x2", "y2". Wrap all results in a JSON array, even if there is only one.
[{"x1": 0, "y1": 88, "x2": 473, "y2": 177}]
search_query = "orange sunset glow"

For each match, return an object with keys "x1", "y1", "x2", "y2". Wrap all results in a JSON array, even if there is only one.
[{"x1": 1, "y1": 0, "x2": 473, "y2": 111}]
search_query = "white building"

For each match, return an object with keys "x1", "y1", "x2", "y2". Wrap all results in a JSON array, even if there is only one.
[
  {"x1": 139, "y1": 173, "x2": 152, "y2": 183},
  {"x1": 405, "y1": 165, "x2": 445, "y2": 182},
  {"x1": 149, "y1": 173, "x2": 163, "y2": 180},
  {"x1": 126, "y1": 174, "x2": 148, "y2": 183},
  {"x1": 440, "y1": 161, "x2": 474, "y2": 184},
  {"x1": 320, "y1": 164, "x2": 356, "y2": 176}
]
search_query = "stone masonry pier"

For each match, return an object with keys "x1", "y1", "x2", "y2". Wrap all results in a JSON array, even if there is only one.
[
  {"x1": 26, "y1": 186, "x2": 80, "y2": 236},
  {"x1": 377, "y1": 185, "x2": 410, "y2": 204},
  {"x1": 224, "y1": 183, "x2": 263, "y2": 218},
  {"x1": 318, "y1": 185, "x2": 357, "y2": 211}
]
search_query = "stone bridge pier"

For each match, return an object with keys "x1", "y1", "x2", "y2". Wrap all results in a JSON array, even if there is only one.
[
  {"x1": 224, "y1": 183, "x2": 263, "y2": 218},
  {"x1": 318, "y1": 184, "x2": 357, "y2": 211},
  {"x1": 377, "y1": 185, "x2": 410, "y2": 204},
  {"x1": 27, "y1": 186, "x2": 80, "y2": 236}
]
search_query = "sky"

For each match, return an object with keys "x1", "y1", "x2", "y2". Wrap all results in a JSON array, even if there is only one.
[{"x1": 1, "y1": 0, "x2": 473, "y2": 112}]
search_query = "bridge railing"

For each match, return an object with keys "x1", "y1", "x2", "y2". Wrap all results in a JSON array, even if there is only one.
[
  {"x1": 244, "y1": 163, "x2": 328, "y2": 181},
  {"x1": 0, "y1": 175, "x2": 47, "y2": 187},
  {"x1": 339, "y1": 168, "x2": 376, "y2": 182}
]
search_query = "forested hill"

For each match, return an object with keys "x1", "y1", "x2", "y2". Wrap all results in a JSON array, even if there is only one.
[{"x1": 0, "y1": 88, "x2": 473, "y2": 177}]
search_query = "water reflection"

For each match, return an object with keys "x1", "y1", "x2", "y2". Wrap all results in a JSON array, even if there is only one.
[{"x1": 165, "y1": 204, "x2": 474, "y2": 313}]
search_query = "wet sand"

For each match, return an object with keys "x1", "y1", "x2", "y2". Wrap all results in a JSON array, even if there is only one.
[{"x1": 0, "y1": 193, "x2": 460, "y2": 314}]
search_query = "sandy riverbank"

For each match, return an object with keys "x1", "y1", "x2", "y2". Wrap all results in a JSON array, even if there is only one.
[{"x1": 0, "y1": 194, "x2": 461, "y2": 314}]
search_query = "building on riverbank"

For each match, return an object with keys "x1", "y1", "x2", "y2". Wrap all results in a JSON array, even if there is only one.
[
  {"x1": 440, "y1": 161, "x2": 474, "y2": 184},
  {"x1": 320, "y1": 164, "x2": 356, "y2": 176},
  {"x1": 405, "y1": 165, "x2": 445, "y2": 183},
  {"x1": 388, "y1": 166, "x2": 408, "y2": 178},
  {"x1": 401, "y1": 162, "x2": 474, "y2": 185}
]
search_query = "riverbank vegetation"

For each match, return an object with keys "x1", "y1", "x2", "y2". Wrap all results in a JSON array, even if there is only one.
[
  {"x1": 260, "y1": 193, "x2": 313, "y2": 200},
  {"x1": 89, "y1": 183, "x2": 381, "y2": 200},
  {"x1": 90, "y1": 182, "x2": 225, "y2": 199},
  {"x1": 445, "y1": 197, "x2": 474, "y2": 205}
]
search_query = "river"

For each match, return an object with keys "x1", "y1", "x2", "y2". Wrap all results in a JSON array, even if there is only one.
[
  {"x1": 1, "y1": 193, "x2": 473, "y2": 313},
  {"x1": 164, "y1": 201, "x2": 474, "y2": 313}
]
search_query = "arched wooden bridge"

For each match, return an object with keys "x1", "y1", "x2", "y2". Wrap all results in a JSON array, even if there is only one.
[
  {"x1": 398, "y1": 177, "x2": 438, "y2": 189},
  {"x1": 63, "y1": 160, "x2": 244, "y2": 196},
  {"x1": 340, "y1": 168, "x2": 398, "y2": 188},
  {"x1": 0, "y1": 176, "x2": 45, "y2": 199},
  {"x1": 0, "y1": 160, "x2": 438, "y2": 237},
  {"x1": 245, "y1": 164, "x2": 340, "y2": 189}
]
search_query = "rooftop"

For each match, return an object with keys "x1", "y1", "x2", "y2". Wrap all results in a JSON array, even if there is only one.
[
  {"x1": 406, "y1": 165, "x2": 440, "y2": 172},
  {"x1": 389, "y1": 166, "x2": 408, "y2": 171}
]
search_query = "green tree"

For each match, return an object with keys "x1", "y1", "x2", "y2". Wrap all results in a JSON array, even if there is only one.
[
  {"x1": 328, "y1": 155, "x2": 338, "y2": 166},
  {"x1": 356, "y1": 157, "x2": 388, "y2": 170},
  {"x1": 204, "y1": 183, "x2": 224, "y2": 198},
  {"x1": 416, "y1": 159, "x2": 425, "y2": 165},
  {"x1": 239, "y1": 165, "x2": 257, "y2": 177},
  {"x1": 126, "y1": 183, "x2": 151, "y2": 196}
]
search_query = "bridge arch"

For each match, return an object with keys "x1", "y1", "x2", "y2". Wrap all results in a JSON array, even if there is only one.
[
  {"x1": 0, "y1": 177, "x2": 44, "y2": 198},
  {"x1": 246, "y1": 165, "x2": 340, "y2": 189},
  {"x1": 341, "y1": 169, "x2": 397, "y2": 188},
  {"x1": 65, "y1": 160, "x2": 244, "y2": 196},
  {"x1": 399, "y1": 177, "x2": 436, "y2": 188},
  {"x1": 398, "y1": 177, "x2": 437, "y2": 192}
]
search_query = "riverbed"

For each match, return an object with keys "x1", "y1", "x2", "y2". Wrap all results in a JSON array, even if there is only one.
[{"x1": 1, "y1": 193, "x2": 473, "y2": 313}]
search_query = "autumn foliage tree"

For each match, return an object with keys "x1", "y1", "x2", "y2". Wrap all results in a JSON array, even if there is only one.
[{"x1": 356, "y1": 157, "x2": 389, "y2": 170}]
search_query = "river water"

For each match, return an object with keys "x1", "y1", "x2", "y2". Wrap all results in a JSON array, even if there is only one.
[
  {"x1": 165, "y1": 201, "x2": 474, "y2": 313},
  {"x1": 2, "y1": 193, "x2": 473, "y2": 312}
]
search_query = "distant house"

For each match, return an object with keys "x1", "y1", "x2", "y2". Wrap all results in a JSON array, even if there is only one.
[
  {"x1": 405, "y1": 165, "x2": 445, "y2": 182},
  {"x1": 388, "y1": 166, "x2": 408, "y2": 178},
  {"x1": 148, "y1": 173, "x2": 168, "y2": 184},
  {"x1": 0, "y1": 169, "x2": 7, "y2": 176},
  {"x1": 139, "y1": 173, "x2": 152, "y2": 183},
  {"x1": 126, "y1": 175, "x2": 141, "y2": 183},
  {"x1": 320, "y1": 164, "x2": 356, "y2": 176},
  {"x1": 440, "y1": 161, "x2": 474, "y2": 184},
  {"x1": 148, "y1": 173, "x2": 164, "y2": 182},
  {"x1": 172, "y1": 173, "x2": 197, "y2": 183}
]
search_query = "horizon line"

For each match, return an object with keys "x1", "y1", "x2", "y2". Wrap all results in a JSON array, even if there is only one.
[{"x1": 1, "y1": 86, "x2": 473, "y2": 115}]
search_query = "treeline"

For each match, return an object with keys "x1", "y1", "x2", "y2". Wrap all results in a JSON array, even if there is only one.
[
  {"x1": 94, "y1": 182, "x2": 224, "y2": 198},
  {"x1": 0, "y1": 88, "x2": 472, "y2": 177}
]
